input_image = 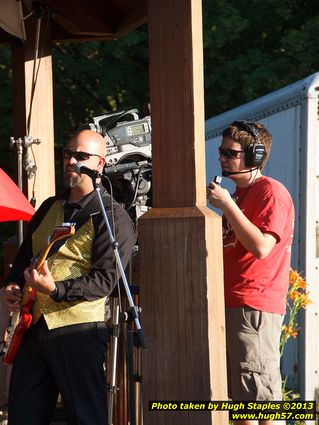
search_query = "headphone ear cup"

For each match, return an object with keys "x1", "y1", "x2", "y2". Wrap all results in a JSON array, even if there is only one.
[
  {"x1": 245, "y1": 145, "x2": 254, "y2": 167},
  {"x1": 245, "y1": 144, "x2": 266, "y2": 167}
]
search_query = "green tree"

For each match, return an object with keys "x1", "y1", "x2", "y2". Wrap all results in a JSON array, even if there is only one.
[
  {"x1": 0, "y1": 44, "x2": 14, "y2": 172},
  {"x1": 53, "y1": 26, "x2": 149, "y2": 146},
  {"x1": 203, "y1": 0, "x2": 319, "y2": 117}
]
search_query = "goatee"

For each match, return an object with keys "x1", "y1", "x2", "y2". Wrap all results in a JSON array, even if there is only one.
[{"x1": 64, "y1": 173, "x2": 82, "y2": 188}]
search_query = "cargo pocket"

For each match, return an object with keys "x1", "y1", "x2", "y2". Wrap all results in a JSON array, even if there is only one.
[{"x1": 239, "y1": 360, "x2": 281, "y2": 400}]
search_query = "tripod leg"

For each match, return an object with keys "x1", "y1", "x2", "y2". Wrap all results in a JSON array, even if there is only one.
[
  {"x1": 126, "y1": 287, "x2": 145, "y2": 425},
  {"x1": 135, "y1": 343, "x2": 143, "y2": 425},
  {"x1": 133, "y1": 291, "x2": 143, "y2": 425},
  {"x1": 107, "y1": 297, "x2": 120, "y2": 425},
  {"x1": 126, "y1": 320, "x2": 136, "y2": 425}
]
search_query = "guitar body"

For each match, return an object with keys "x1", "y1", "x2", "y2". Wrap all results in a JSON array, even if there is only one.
[
  {"x1": 3, "y1": 286, "x2": 35, "y2": 364},
  {"x1": 2, "y1": 223, "x2": 75, "y2": 364},
  {"x1": 4, "y1": 314, "x2": 33, "y2": 364}
]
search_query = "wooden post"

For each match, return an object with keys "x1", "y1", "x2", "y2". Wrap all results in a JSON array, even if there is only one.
[
  {"x1": 11, "y1": 6, "x2": 55, "y2": 207},
  {"x1": 139, "y1": 1, "x2": 228, "y2": 424},
  {"x1": 0, "y1": 7, "x2": 56, "y2": 409}
]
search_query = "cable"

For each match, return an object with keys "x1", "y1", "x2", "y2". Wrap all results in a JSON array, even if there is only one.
[{"x1": 126, "y1": 163, "x2": 152, "y2": 212}]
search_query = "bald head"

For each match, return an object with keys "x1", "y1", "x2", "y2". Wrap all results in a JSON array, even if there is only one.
[{"x1": 68, "y1": 129, "x2": 107, "y2": 158}]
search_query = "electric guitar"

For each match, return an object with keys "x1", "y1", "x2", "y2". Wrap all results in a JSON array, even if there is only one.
[{"x1": 2, "y1": 223, "x2": 75, "y2": 364}]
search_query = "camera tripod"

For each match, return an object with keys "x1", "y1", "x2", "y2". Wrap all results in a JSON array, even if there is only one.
[
  {"x1": 91, "y1": 178, "x2": 146, "y2": 425},
  {"x1": 107, "y1": 274, "x2": 144, "y2": 425}
]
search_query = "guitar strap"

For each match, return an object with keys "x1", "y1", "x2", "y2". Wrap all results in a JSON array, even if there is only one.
[
  {"x1": 45, "y1": 188, "x2": 110, "y2": 260},
  {"x1": 66, "y1": 188, "x2": 109, "y2": 228}
]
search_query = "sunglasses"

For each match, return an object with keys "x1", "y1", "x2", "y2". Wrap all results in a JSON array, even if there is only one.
[
  {"x1": 218, "y1": 147, "x2": 245, "y2": 159},
  {"x1": 63, "y1": 149, "x2": 101, "y2": 161}
]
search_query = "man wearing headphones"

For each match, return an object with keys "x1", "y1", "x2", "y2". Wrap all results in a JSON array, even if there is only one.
[{"x1": 207, "y1": 121, "x2": 294, "y2": 424}]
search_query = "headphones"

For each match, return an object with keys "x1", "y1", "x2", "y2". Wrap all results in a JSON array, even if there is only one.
[{"x1": 232, "y1": 120, "x2": 266, "y2": 167}]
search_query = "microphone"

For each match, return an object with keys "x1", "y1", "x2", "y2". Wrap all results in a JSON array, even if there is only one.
[
  {"x1": 214, "y1": 175, "x2": 222, "y2": 185},
  {"x1": 71, "y1": 163, "x2": 102, "y2": 178},
  {"x1": 222, "y1": 167, "x2": 258, "y2": 177},
  {"x1": 206, "y1": 175, "x2": 222, "y2": 193}
]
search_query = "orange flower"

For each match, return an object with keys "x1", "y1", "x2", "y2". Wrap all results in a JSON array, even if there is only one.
[
  {"x1": 281, "y1": 268, "x2": 311, "y2": 358},
  {"x1": 282, "y1": 324, "x2": 299, "y2": 338},
  {"x1": 298, "y1": 292, "x2": 312, "y2": 309},
  {"x1": 289, "y1": 291, "x2": 301, "y2": 302},
  {"x1": 289, "y1": 269, "x2": 307, "y2": 289},
  {"x1": 289, "y1": 269, "x2": 300, "y2": 285}
]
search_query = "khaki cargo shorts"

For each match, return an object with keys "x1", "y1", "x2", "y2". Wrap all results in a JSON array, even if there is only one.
[{"x1": 225, "y1": 307, "x2": 283, "y2": 401}]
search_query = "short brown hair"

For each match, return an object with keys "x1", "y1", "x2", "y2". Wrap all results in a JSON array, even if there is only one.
[{"x1": 222, "y1": 120, "x2": 272, "y2": 170}]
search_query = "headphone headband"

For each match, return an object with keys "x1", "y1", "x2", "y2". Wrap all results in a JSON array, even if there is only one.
[{"x1": 231, "y1": 120, "x2": 260, "y2": 140}]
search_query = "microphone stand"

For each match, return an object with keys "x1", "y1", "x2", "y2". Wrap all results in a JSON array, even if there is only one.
[{"x1": 90, "y1": 177, "x2": 146, "y2": 425}]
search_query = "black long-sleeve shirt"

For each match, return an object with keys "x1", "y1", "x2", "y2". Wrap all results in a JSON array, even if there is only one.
[{"x1": 2, "y1": 186, "x2": 136, "y2": 302}]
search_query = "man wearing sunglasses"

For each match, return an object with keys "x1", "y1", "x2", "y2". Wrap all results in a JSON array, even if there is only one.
[
  {"x1": 207, "y1": 121, "x2": 294, "y2": 425},
  {"x1": 2, "y1": 129, "x2": 136, "y2": 425}
]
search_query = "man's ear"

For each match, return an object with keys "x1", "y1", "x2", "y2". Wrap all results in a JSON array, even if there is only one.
[{"x1": 98, "y1": 157, "x2": 106, "y2": 169}]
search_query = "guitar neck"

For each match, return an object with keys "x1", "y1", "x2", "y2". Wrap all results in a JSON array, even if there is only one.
[
  {"x1": 21, "y1": 224, "x2": 75, "y2": 305},
  {"x1": 32, "y1": 239, "x2": 57, "y2": 272},
  {"x1": 19, "y1": 240, "x2": 57, "y2": 305},
  {"x1": 32, "y1": 223, "x2": 75, "y2": 271}
]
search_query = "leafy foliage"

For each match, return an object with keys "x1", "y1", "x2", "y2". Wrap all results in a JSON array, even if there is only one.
[
  {"x1": 52, "y1": 26, "x2": 149, "y2": 146},
  {"x1": 280, "y1": 269, "x2": 311, "y2": 422},
  {"x1": 1, "y1": 1, "x2": 319, "y2": 142},
  {"x1": 0, "y1": 44, "x2": 14, "y2": 171},
  {"x1": 280, "y1": 269, "x2": 311, "y2": 357},
  {"x1": 203, "y1": 0, "x2": 319, "y2": 117}
]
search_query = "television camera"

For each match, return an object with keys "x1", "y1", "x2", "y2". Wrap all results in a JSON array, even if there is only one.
[{"x1": 84, "y1": 109, "x2": 152, "y2": 224}]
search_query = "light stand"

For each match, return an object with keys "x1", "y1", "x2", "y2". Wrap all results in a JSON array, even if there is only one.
[
  {"x1": 91, "y1": 177, "x2": 146, "y2": 425},
  {"x1": 10, "y1": 136, "x2": 41, "y2": 245}
]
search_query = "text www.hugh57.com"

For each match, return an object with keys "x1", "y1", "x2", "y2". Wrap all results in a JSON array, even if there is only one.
[{"x1": 231, "y1": 411, "x2": 315, "y2": 421}]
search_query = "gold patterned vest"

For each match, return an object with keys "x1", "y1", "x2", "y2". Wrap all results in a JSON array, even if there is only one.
[{"x1": 32, "y1": 200, "x2": 107, "y2": 330}]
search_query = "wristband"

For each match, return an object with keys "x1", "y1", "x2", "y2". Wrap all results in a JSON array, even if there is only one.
[{"x1": 50, "y1": 285, "x2": 57, "y2": 296}]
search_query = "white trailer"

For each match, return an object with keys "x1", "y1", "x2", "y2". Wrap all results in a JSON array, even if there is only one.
[{"x1": 205, "y1": 72, "x2": 319, "y2": 404}]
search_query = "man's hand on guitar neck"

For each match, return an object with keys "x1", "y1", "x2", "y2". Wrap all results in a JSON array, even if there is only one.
[
  {"x1": 2, "y1": 284, "x2": 22, "y2": 312},
  {"x1": 24, "y1": 261, "x2": 57, "y2": 295}
]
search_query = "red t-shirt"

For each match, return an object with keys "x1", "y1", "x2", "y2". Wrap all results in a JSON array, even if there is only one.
[{"x1": 223, "y1": 176, "x2": 294, "y2": 314}]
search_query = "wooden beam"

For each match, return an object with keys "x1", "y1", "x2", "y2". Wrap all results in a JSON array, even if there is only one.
[
  {"x1": 50, "y1": 21, "x2": 115, "y2": 43},
  {"x1": 0, "y1": 0, "x2": 148, "y2": 44},
  {"x1": 115, "y1": 1, "x2": 148, "y2": 39},
  {"x1": 148, "y1": 0, "x2": 206, "y2": 208},
  {"x1": 139, "y1": 0, "x2": 228, "y2": 424},
  {"x1": 11, "y1": 8, "x2": 55, "y2": 207},
  {"x1": 45, "y1": 0, "x2": 147, "y2": 39},
  {"x1": 45, "y1": 0, "x2": 118, "y2": 33}
]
